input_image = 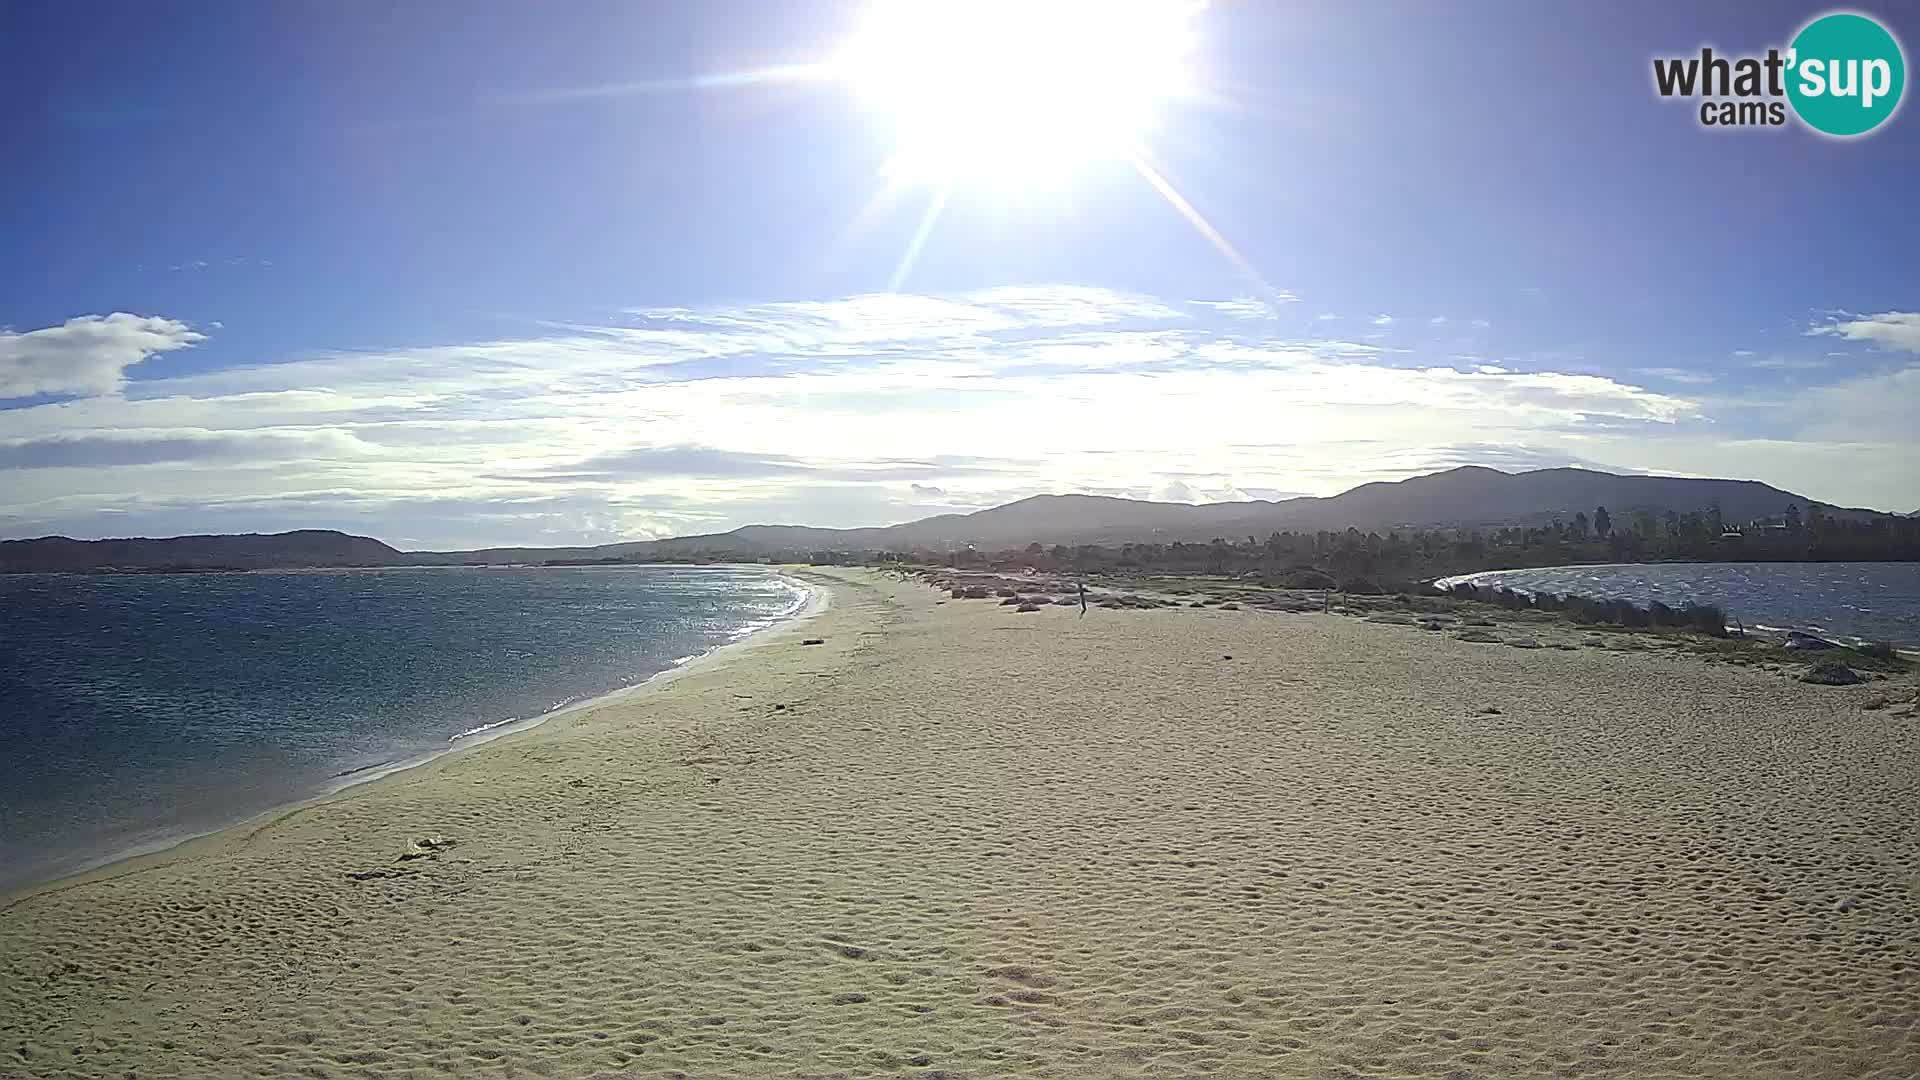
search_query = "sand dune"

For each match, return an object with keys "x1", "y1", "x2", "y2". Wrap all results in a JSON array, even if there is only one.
[{"x1": 3, "y1": 568, "x2": 1917, "y2": 1078}]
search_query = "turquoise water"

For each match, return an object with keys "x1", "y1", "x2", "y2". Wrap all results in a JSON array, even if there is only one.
[
  {"x1": 1436, "y1": 562, "x2": 1919, "y2": 645},
  {"x1": 0, "y1": 565, "x2": 808, "y2": 891}
]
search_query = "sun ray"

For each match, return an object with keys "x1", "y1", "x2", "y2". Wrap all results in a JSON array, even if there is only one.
[
  {"x1": 888, "y1": 181, "x2": 954, "y2": 293},
  {"x1": 1125, "y1": 151, "x2": 1284, "y2": 314},
  {"x1": 498, "y1": 63, "x2": 837, "y2": 106}
]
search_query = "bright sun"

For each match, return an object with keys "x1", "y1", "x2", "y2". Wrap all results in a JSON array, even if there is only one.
[{"x1": 834, "y1": 0, "x2": 1203, "y2": 187}]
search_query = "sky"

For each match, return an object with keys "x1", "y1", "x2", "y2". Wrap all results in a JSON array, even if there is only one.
[{"x1": 3, "y1": 0, "x2": 1917, "y2": 549}]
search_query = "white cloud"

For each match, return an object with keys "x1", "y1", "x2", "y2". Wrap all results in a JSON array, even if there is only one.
[
  {"x1": 1635, "y1": 366, "x2": 1716, "y2": 385},
  {"x1": 1790, "y1": 364, "x2": 1920, "y2": 443},
  {"x1": 1152, "y1": 476, "x2": 1260, "y2": 504},
  {"x1": 971, "y1": 285, "x2": 1186, "y2": 326},
  {"x1": 1371, "y1": 314, "x2": 1394, "y2": 326},
  {"x1": 1750, "y1": 355, "x2": 1833, "y2": 371},
  {"x1": 1355, "y1": 443, "x2": 1628, "y2": 476},
  {"x1": 0, "y1": 314, "x2": 204, "y2": 399},
  {"x1": 0, "y1": 429, "x2": 371, "y2": 470},
  {"x1": 1191, "y1": 295, "x2": 1296, "y2": 320},
  {"x1": 1809, "y1": 311, "x2": 1920, "y2": 353}
]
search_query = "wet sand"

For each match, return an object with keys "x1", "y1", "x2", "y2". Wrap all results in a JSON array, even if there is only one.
[{"x1": 3, "y1": 567, "x2": 1916, "y2": 1078}]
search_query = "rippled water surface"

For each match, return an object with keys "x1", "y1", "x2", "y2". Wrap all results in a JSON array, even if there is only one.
[
  {"x1": 1436, "y1": 562, "x2": 1919, "y2": 645},
  {"x1": 0, "y1": 565, "x2": 808, "y2": 890}
]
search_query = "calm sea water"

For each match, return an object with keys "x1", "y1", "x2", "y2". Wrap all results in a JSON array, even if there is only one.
[
  {"x1": 1435, "y1": 562, "x2": 1919, "y2": 645},
  {"x1": 0, "y1": 565, "x2": 809, "y2": 892}
]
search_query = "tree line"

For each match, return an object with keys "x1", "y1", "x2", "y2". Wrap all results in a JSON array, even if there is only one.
[{"x1": 863, "y1": 502, "x2": 1920, "y2": 591}]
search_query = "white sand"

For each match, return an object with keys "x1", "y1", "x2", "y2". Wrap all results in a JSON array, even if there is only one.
[{"x1": 3, "y1": 567, "x2": 1917, "y2": 1078}]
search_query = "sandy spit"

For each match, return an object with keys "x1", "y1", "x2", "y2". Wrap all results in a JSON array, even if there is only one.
[{"x1": 2, "y1": 567, "x2": 1916, "y2": 1079}]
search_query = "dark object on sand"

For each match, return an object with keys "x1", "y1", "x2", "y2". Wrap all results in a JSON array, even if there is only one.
[
  {"x1": 1799, "y1": 659, "x2": 1864, "y2": 685},
  {"x1": 1784, "y1": 631, "x2": 1840, "y2": 651},
  {"x1": 1016, "y1": 602, "x2": 1042, "y2": 612},
  {"x1": 801, "y1": 638, "x2": 825, "y2": 646}
]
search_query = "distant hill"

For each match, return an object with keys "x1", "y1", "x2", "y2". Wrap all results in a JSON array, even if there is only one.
[
  {"x1": 0, "y1": 530, "x2": 404, "y2": 574},
  {"x1": 6, "y1": 467, "x2": 1889, "y2": 573},
  {"x1": 427, "y1": 466, "x2": 1876, "y2": 562}
]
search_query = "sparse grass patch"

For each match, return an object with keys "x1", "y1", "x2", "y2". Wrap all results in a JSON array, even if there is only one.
[{"x1": 1674, "y1": 636, "x2": 1911, "y2": 675}]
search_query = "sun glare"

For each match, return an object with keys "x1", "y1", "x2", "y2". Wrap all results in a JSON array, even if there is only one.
[{"x1": 835, "y1": 0, "x2": 1203, "y2": 186}]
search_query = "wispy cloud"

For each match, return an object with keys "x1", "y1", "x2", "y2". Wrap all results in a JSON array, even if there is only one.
[
  {"x1": 0, "y1": 286, "x2": 1910, "y2": 544},
  {"x1": 1750, "y1": 355, "x2": 1833, "y2": 370},
  {"x1": 1808, "y1": 311, "x2": 1920, "y2": 353},
  {"x1": 0, "y1": 429, "x2": 369, "y2": 470},
  {"x1": 157, "y1": 256, "x2": 272, "y2": 273},
  {"x1": 1191, "y1": 294, "x2": 1298, "y2": 320},
  {"x1": 1634, "y1": 366, "x2": 1716, "y2": 385}
]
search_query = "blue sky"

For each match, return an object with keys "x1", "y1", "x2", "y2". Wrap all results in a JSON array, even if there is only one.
[{"x1": 3, "y1": 0, "x2": 1917, "y2": 547}]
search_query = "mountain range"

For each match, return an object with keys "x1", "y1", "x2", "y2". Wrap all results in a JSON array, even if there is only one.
[
  {"x1": 0, "y1": 529, "x2": 404, "y2": 575},
  {"x1": 424, "y1": 466, "x2": 1874, "y2": 564},
  {"x1": 0, "y1": 466, "x2": 1877, "y2": 574}
]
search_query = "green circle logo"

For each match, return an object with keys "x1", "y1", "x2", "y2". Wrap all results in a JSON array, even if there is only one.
[{"x1": 1787, "y1": 12, "x2": 1906, "y2": 136}]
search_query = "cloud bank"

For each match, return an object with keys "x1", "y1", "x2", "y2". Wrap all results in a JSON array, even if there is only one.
[{"x1": 0, "y1": 288, "x2": 1910, "y2": 547}]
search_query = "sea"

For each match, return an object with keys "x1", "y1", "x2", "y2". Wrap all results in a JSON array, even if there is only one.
[
  {"x1": 1434, "y1": 561, "x2": 1919, "y2": 647},
  {"x1": 0, "y1": 565, "x2": 812, "y2": 893}
]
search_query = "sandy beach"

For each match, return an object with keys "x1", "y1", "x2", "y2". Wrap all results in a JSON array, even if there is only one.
[{"x1": 3, "y1": 566, "x2": 1917, "y2": 1079}]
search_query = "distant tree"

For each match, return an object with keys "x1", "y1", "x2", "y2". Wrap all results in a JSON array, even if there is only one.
[
  {"x1": 1572, "y1": 511, "x2": 1590, "y2": 539},
  {"x1": 1785, "y1": 503, "x2": 1803, "y2": 532},
  {"x1": 1594, "y1": 505, "x2": 1612, "y2": 538}
]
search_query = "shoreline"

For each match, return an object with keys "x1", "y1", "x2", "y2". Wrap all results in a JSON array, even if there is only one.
[
  {"x1": 6, "y1": 567, "x2": 1916, "y2": 1078},
  {"x1": 0, "y1": 567, "x2": 829, "y2": 906},
  {"x1": 1434, "y1": 560, "x2": 1919, "y2": 648}
]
